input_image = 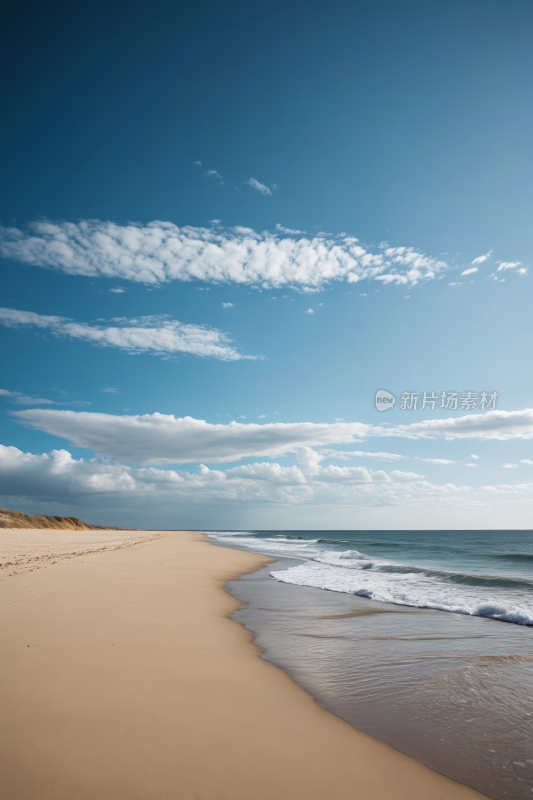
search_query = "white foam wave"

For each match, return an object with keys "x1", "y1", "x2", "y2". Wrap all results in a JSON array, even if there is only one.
[
  {"x1": 207, "y1": 531, "x2": 323, "y2": 559},
  {"x1": 270, "y1": 562, "x2": 533, "y2": 626}
]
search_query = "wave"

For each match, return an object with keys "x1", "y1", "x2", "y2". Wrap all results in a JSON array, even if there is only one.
[
  {"x1": 207, "y1": 530, "x2": 533, "y2": 626},
  {"x1": 270, "y1": 561, "x2": 533, "y2": 626},
  {"x1": 312, "y1": 551, "x2": 533, "y2": 589},
  {"x1": 488, "y1": 553, "x2": 533, "y2": 563},
  {"x1": 207, "y1": 531, "x2": 322, "y2": 558}
]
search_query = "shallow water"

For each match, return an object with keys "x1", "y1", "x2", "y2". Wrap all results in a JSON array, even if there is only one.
[{"x1": 209, "y1": 530, "x2": 533, "y2": 799}]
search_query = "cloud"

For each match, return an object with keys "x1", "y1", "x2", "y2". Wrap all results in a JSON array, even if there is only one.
[
  {"x1": 389, "y1": 470, "x2": 425, "y2": 481},
  {"x1": 461, "y1": 267, "x2": 478, "y2": 276},
  {"x1": 0, "y1": 388, "x2": 55, "y2": 405},
  {"x1": 205, "y1": 169, "x2": 224, "y2": 185},
  {"x1": 497, "y1": 261, "x2": 522, "y2": 272},
  {"x1": 471, "y1": 251, "x2": 492, "y2": 265},
  {"x1": 221, "y1": 302, "x2": 235, "y2": 308},
  {"x1": 275, "y1": 224, "x2": 304, "y2": 234},
  {"x1": 0, "y1": 387, "x2": 92, "y2": 407},
  {"x1": 502, "y1": 463, "x2": 518, "y2": 469},
  {"x1": 0, "y1": 307, "x2": 256, "y2": 362},
  {"x1": 0, "y1": 220, "x2": 449, "y2": 290},
  {"x1": 100, "y1": 388, "x2": 117, "y2": 393},
  {"x1": 517, "y1": 268, "x2": 528, "y2": 275},
  {"x1": 258, "y1": 415, "x2": 266, "y2": 419},
  {"x1": 449, "y1": 282, "x2": 461, "y2": 287},
  {"x1": 14, "y1": 411, "x2": 371, "y2": 465},
  {"x1": 521, "y1": 459, "x2": 533, "y2": 465},
  {"x1": 194, "y1": 161, "x2": 202, "y2": 167},
  {"x1": 305, "y1": 308, "x2": 314, "y2": 314},
  {"x1": 382, "y1": 408, "x2": 533, "y2": 441},
  {"x1": 318, "y1": 449, "x2": 407, "y2": 462},
  {"x1": 416, "y1": 458, "x2": 456, "y2": 464},
  {"x1": 109, "y1": 287, "x2": 127, "y2": 293},
  {"x1": 13, "y1": 407, "x2": 533, "y2": 466},
  {"x1": 245, "y1": 178, "x2": 272, "y2": 196},
  {"x1": 470, "y1": 454, "x2": 479, "y2": 459},
  {"x1": 0, "y1": 443, "x2": 482, "y2": 511}
]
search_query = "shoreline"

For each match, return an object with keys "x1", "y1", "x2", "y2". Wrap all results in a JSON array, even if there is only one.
[{"x1": 0, "y1": 528, "x2": 488, "y2": 799}]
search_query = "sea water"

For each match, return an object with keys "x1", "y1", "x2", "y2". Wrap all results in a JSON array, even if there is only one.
[{"x1": 208, "y1": 530, "x2": 533, "y2": 800}]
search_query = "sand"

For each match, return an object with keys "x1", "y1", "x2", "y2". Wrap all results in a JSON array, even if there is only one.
[{"x1": 0, "y1": 529, "x2": 488, "y2": 800}]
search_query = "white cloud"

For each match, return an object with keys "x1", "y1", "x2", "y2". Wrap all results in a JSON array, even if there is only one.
[
  {"x1": 416, "y1": 458, "x2": 456, "y2": 464},
  {"x1": 382, "y1": 408, "x2": 533, "y2": 441},
  {"x1": 14, "y1": 411, "x2": 371, "y2": 465},
  {"x1": 109, "y1": 287, "x2": 127, "y2": 293},
  {"x1": 466, "y1": 463, "x2": 478, "y2": 467},
  {"x1": 305, "y1": 308, "x2": 314, "y2": 314},
  {"x1": 0, "y1": 443, "x2": 480, "y2": 511},
  {"x1": 275, "y1": 224, "x2": 304, "y2": 234},
  {"x1": 221, "y1": 302, "x2": 235, "y2": 308},
  {"x1": 0, "y1": 388, "x2": 55, "y2": 405},
  {"x1": 497, "y1": 261, "x2": 522, "y2": 272},
  {"x1": 1, "y1": 388, "x2": 92, "y2": 407},
  {"x1": 470, "y1": 454, "x2": 479, "y2": 459},
  {"x1": 471, "y1": 251, "x2": 492, "y2": 265},
  {"x1": 194, "y1": 161, "x2": 202, "y2": 167},
  {"x1": 503, "y1": 463, "x2": 518, "y2": 468},
  {"x1": 312, "y1": 464, "x2": 374, "y2": 484},
  {"x1": 13, "y1": 407, "x2": 533, "y2": 466},
  {"x1": 0, "y1": 220, "x2": 449, "y2": 290},
  {"x1": 517, "y1": 268, "x2": 528, "y2": 275},
  {"x1": 449, "y1": 282, "x2": 461, "y2": 287},
  {"x1": 100, "y1": 388, "x2": 117, "y2": 393},
  {"x1": 319, "y1": 449, "x2": 407, "y2": 462},
  {"x1": 521, "y1": 459, "x2": 533, "y2": 465},
  {"x1": 258, "y1": 415, "x2": 266, "y2": 419},
  {"x1": 0, "y1": 307, "x2": 256, "y2": 362},
  {"x1": 389, "y1": 470, "x2": 425, "y2": 481},
  {"x1": 205, "y1": 169, "x2": 224, "y2": 185},
  {"x1": 245, "y1": 178, "x2": 272, "y2": 196},
  {"x1": 461, "y1": 267, "x2": 478, "y2": 276}
]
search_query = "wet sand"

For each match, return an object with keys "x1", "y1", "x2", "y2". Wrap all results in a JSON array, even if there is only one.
[{"x1": 0, "y1": 529, "x2": 488, "y2": 799}]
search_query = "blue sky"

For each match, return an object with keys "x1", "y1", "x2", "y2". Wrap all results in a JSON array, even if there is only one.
[{"x1": 1, "y1": 0, "x2": 532, "y2": 529}]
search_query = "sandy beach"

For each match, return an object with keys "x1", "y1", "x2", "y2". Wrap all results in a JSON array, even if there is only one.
[{"x1": 0, "y1": 529, "x2": 488, "y2": 800}]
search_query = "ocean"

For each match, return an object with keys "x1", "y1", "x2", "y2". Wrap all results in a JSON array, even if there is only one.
[{"x1": 208, "y1": 530, "x2": 533, "y2": 800}]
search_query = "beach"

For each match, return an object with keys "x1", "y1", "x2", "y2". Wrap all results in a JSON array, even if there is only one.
[{"x1": 0, "y1": 528, "x2": 488, "y2": 799}]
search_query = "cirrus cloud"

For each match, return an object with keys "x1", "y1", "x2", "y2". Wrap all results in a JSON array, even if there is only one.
[
  {"x1": 471, "y1": 251, "x2": 493, "y2": 265},
  {"x1": 245, "y1": 178, "x2": 272, "y2": 196},
  {"x1": 0, "y1": 307, "x2": 256, "y2": 362}
]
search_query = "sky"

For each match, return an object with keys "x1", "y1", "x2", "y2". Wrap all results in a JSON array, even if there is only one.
[{"x1": 0, "y1": 0, "x2": 532, "y2": 530}]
